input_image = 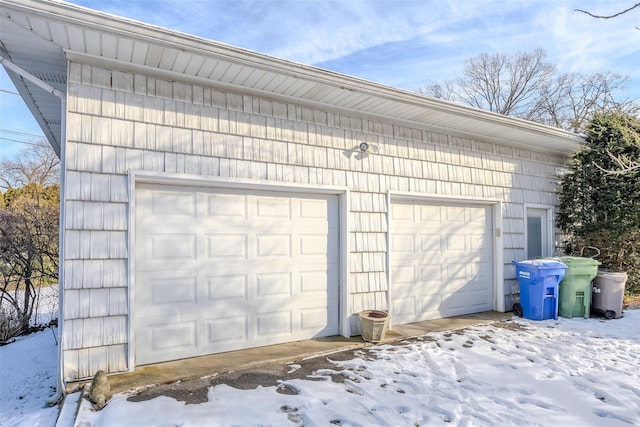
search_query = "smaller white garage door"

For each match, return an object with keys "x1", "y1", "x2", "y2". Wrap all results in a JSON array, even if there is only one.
[
  {"x1": 390, "y1": 199, "x2": 494, "y2": 324},
  {"x1": 135, "y1": 183, "x2": 340, "y2": 365}
]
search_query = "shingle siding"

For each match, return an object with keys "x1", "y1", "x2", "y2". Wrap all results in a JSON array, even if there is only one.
[{"x1": 62, "y1": 62, "x2": 568, "y2": 380}]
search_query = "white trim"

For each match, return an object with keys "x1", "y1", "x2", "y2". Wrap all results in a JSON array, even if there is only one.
[
  {"x1": 385, "y1": 192, "x2": 392, "y2": 315},
  {"x1": 132, "y1": 170, "x2": 348, "y2": 195},
  {"x1": 55, "y1": 96, "x2": 68, "y2": 394},
  {"x1": 493, "y1": 202, "x2": 505, "y2": 312},
  {"x1": 0, "y1": 0, "x2": 575, "y2": 144},
  {"x1": 387, "y1": 192, "x2": 505, "y2": 323},
  {"x1": 63, "y1": 50, "x2": 580, "y2": 154},
  {"x1": 390, "y1": 191, "x2": 502, "y2": 206},
  {"x1": 339, "y1": 191, "x2": 351, "y2": 337},
  {"x1": 0, "y1": 55, "x2": 66, "y2": 98},
  {"x1": 127, "y1": 171, "x2": 350, "y2": 369},
  {"x1": 126, "y1": 172, "x2": 136, "y2": 372},
  {"x1": 3, "y1": 0, "x2": 584, "y2": 157}
]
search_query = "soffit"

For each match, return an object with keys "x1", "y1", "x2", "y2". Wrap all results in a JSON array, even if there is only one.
[{"x1": 0, "y1": 0, "x2": 583, "y2": 157}]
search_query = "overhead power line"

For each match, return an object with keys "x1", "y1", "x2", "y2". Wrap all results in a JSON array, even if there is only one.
[
  {"x1": 0, "y1": 137, "x2": 45, "y2": 147},
  {"x1": 0, "y1": 88, "x2": 21, "y2": 96},
  {"x1": 0, "y1": 128, "x2": 44, "y2": 138}
]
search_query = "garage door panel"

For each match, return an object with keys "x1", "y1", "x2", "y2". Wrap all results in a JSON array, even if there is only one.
[
  {"x1": 300, "y1": 309, "x2": 330, "y2": 332},
  {"x1": 135, "y1": 314, "x2": 199, "y2": 361},
  {"x1": 136, "y1": 274, "x2": 198, "y2": 312},
  {"x1": 256, "y1": 196, "x2": 292, "y2": 218},
  {"x1": 206, "y1": 275, "x2": 248, "y2": 301},
  {"x1": 150, "y1": 276, "x2": 197, "y2": 305},
  {"x1": 150, "y1": 321, "x2": 197, "y2": 350},
  {"x1": 256, "y1": 311, "x2": 292, "y2": 336},
  {"x1": 136, "y1": 184, "x2": 339, "y2": 365},
  {"x1": 300, "y1": 234, "x2": 330, "y2": 256},
  {"x1": 470, "y1": 288, "x2": 491, "y2": 307},
  {"x1": 391, "y1": 203, "x2": 416, "y2": 221},
  {"x1": 419, "y1": 205, "x2": 440, "y2": 221},
  {"x1": 442, "y1": 291, "x2": 467, "y2": 314},
  {"x1": 418, "y1": 294, "x2": 442, "y2": 317},
  {"x1": 445, "y1": 234, "x2": 467, "y2": 252},
  {"x1": 419, "y1": 265, "x2": 443, "y2": 283},
  {"x1": 445, "y1": 264, "x2": 467, "y2": 281},
  {"x1": 256, "y1": 272, "x2": 292, "y2": 297},
  {"x1": 300, "y1": 198, "x2": 332, "y2": 219},
  {"x1": 444, "y1": 206, "x2": 465, "y2": 222},
  {"x1": 391, "y1": 264, "x2": 415, "y2": 285},
  {"x1": 256, "y1": 234, "x2": 292, "y2": 258},
  {"x1": 205, "y1": 234, "x2": 248, "y2": 259},
  {"x1": 149, "y1": 233, "x2": 197, "y2": 261},
  {"x1": 420, "y1": 234, "x2": 442, "y2": 251},
  {"x1": 150, "y1": 191, "x2": 197, "y2": 216},
  {"x1": 300, "y1": 271, "x2": 332, "y2": 294},
  {"x1": 467, "y1": 262, "x2": 492, "y2": 279},
  {"x1": 136, "y1": 233, "x2": 199, "y2": 271},
  {"x1": 392, "y1": 297, "x2": 417, "y2": 320},
  {"x1": 206, "y1": 315, "x2": 249, "y2": 345},
  {"x1": 469, "y1": 235, "x2": 491, "y2": 250},
  {"x1": 206, "y1": 193, "x2": 248, "y2": 218},
  {"x1": 391, "y1": 200, "x2": 494, "y2": 323},
  {"x1": 391, "y1": 234, "x2": 416, "y2": 253}
]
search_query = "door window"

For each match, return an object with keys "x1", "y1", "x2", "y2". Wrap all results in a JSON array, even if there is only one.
[{"x1": 526, "y1": 207, "x2": 550, "y2": 259}]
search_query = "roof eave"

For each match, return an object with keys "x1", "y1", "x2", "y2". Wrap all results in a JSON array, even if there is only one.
[{"x1": 1, "y1": 0, "x2": 584, "y2": 156}]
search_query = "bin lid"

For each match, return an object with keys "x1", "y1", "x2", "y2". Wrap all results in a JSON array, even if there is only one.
[
  {"x1": 513, "y1": 259, "x2": 567, "y2": 269},
  {"x1": 554, "y1": 256, "x2": 601, "y2": 266}
]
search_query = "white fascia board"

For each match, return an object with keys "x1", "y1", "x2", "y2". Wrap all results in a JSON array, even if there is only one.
[
  {"x1": 9, "y1": 0, "x2": 584, "y2": 153},
  {"x1": 65, "y1": 49, "x2": 580, "y2": 155}
]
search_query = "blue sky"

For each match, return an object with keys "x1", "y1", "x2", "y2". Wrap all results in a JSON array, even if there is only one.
[{"x1": 1, "y1": 0, "x2": 639, "y2": 160}]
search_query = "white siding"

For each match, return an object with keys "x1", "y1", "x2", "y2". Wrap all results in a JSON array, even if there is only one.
[{"x1": 62, "y1": 62, "x2": 568, "y2": 379}]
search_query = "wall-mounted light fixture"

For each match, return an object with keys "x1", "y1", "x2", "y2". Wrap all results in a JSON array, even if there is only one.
[{"x1": 343, "y1": 142, "x2": 379, "y2": 159}]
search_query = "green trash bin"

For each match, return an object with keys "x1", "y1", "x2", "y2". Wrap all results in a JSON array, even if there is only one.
[{"x1": 549, "y1": 257, "x2": 600, "y2": 318}]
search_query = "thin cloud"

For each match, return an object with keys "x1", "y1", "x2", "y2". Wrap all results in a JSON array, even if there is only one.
[
  {"x1": 539, "y1": 3, "x2": 639, "y2": 75},
  {"x1": 68, "y1": 0, "x2": 639, "y2": 90}
]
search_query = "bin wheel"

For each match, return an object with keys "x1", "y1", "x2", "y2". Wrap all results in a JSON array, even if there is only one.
[
  {"x1": 513, "y1": 303, "x2": 523, "y2": 317},
  {"x1": 604, "y1": 310, "x2": 615, "y2": 320}
]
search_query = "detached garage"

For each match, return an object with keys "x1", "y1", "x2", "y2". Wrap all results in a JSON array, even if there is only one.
[{"x1": 0, "y1": 0, "x2": 583, "y2": 383}]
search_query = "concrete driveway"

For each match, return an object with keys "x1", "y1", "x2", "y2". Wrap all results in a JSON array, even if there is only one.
[{"x1": 94, "y1": 311, "x2": 510, "y2": 403}]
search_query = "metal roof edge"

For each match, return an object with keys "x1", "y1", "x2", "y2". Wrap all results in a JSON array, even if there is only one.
[
  {"x1": 64, "y1": 50, "x2": 577, "y2": 156},
  {"x1": 2, "y1": 0, "x2": 585, "y2": 151}
]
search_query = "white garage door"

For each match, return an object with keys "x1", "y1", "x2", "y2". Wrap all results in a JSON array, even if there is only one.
[
  {"x1": 390, "y1": 199, "x2": 494, "y2": 324},
  {"x1": 135, "y1": 183, "x2": 340, "y2": 365}
]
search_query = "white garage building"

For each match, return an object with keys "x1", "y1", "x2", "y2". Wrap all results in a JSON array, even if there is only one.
[{"x1": 0, "y1": 0, "x2": 582, "y2": 382}]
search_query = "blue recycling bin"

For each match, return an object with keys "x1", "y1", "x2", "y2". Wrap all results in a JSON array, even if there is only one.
[{"x1": 513, "y1": 260, "x2": 567, "y2": 320}]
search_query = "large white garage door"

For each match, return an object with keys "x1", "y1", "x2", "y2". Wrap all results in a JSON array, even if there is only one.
[
  {"x1": 390, "y1": 199, "x2": 494, "y2": 324},
  {"x1": 135, "y1": 183, "x2": 340, "y2": 365}
]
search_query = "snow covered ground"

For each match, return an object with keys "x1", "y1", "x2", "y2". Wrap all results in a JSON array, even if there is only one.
[
  {"x1": 0, "y1": 327, "x2": 59, "y2": 427},
  {"x1": 2, "y1": 310, "x2": 639, "y2": 427}
]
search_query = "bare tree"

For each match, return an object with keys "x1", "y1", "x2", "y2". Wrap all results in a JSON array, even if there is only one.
[
  {"x1": 576, "y1": 2, "x2": 640, "y2": 30},
  {"x1": 421, "y1": 49, "x2": 637, "y2": 134},
  {"x1": 0, "y1": 184, "x2": 59, "y2": 337},
  {"x1": 421, "y1": 49, "x2": 556, "y2": 119},
  {"x1": 0, "y1": 139, "x2": 60, "y2": 190},
  {"x1": 576, "y1": 2, "x2": 640, "y2": 22},
  {"x1": 538, "y1": 72, "x2": 636, "y2": 133}
]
